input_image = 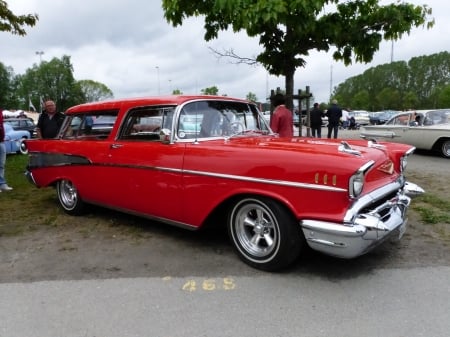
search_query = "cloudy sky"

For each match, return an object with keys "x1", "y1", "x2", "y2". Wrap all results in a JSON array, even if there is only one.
[{"x1": 1, "y1": 0, "x2": 448, "y2": 104}]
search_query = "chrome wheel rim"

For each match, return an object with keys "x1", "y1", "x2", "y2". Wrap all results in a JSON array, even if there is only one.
[
  {"x1": 19, "y1": 139, "x2": 28, "y2": 154},
  {"x1": 233, "y1": 201, "x2": 279, "y2": 258},
  {"x1": 442, "y1": 141, "x2": 450, "y2": 158},
  {"x1": 58, "y1": 180, "x2": 78, "y2": 210}
]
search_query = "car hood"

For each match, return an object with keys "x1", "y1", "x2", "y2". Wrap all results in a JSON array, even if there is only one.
[
  {"x1": 212, "y1": 136, "x2": 410, "y2": 182},
  {"x1": 228, "y1": 136, "x2": 393, "y2": 161}
]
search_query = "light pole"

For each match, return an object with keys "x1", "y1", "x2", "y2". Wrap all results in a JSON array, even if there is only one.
[
  {"x1": 156, "y1": 66, "x2": 160, "y2": 95},
  {"x1": 35, "y1": 51, "x2": 44, "y2": 63}
]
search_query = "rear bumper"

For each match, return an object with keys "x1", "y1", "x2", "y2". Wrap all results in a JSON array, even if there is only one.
[
  {"x1": 301, "y1": 181, "x2": 422, "y2": 258},
  {"x1": 24, "y1": 170, "x2": 37, "y2": 186}
]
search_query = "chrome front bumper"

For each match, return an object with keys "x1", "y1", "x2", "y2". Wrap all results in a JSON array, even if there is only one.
[{"x1": 301, "y1": 181, "x2": 423, "y2": 259}]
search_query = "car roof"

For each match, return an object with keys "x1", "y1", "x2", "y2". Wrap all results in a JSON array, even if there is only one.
[{"x1": 66, "y1": 95, "x2": 251, "y2": 114}]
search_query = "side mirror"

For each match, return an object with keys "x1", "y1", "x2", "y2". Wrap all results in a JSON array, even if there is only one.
[{"x1": 160, "y1": 128, "x2": 171, "y2": 143}]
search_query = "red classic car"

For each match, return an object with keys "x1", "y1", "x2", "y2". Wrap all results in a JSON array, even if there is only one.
[{"x1": 25, "y1": 95, "x2": 424, "y2": 271}]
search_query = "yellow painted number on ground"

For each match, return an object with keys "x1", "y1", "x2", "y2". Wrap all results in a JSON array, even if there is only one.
[{"x1": 182, "y1": 278, "x2": 236, "y2": 292}]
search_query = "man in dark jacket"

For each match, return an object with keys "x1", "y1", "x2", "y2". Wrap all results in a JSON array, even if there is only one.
[
  {"x1": 326, "y1": 99, "x2": 342, "y2": 139},
  {"x1": 36, "y1": 100, "x2": 65, "y2": 139},
  {"x1": 310, "y1": 103, "x2": 324, "y2": 138}
]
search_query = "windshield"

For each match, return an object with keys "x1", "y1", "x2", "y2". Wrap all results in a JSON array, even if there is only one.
[{"x1": 176, "y1": 100, "x2": 271, "y2": 139}]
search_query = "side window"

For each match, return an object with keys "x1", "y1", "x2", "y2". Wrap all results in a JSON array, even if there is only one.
[
  {"x1": 60, "y1": 111, "x2": 118, "y2": 140},
  {"x1": 177, "y1": 101, "x2": 269, "y2": 139},
  {"x1": 119, "y1": 106, "x2": 174, "y2": 141}
]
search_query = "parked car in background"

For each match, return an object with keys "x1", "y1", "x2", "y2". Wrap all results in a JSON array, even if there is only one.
[
  {"x1": 348, "y1": 110, "x2": 370, "y2": 126},
  {"x1": 4, "y1": 117, "x2": 37, "y2": 138},
  {"x1": 361, "y1": 109, "x2": 450, "y2": 158},
  {"x1": 369, "y1": 110, "x2": 399, "y2": 125},
  {"x1": 3, "y1": 122, "x2": 30, "y2": 154},
  {"x1": 25, "y1": 95, "x2": 423, "y2": 271}
]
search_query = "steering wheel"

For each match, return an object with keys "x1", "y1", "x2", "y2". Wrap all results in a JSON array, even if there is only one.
[{"x1": 229, "y1": 121, "x2": 245, "y2": 135}]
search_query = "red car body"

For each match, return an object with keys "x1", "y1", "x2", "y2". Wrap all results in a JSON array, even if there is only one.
[{"x1": 25, "y1": 95, "x2": 423, "y2": 271}]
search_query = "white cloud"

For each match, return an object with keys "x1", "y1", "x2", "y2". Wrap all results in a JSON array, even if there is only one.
[{"x1": 1, "y1": 0, "x2": 448, "y2": 105}]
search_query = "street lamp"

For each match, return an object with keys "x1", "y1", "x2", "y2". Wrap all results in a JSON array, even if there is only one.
[
  {"x1": 156, "y1": 66, "x2": 160, "y2": 95},
  {"x1": 35, "y1": 51, "x2": 44, "y2": 63}
]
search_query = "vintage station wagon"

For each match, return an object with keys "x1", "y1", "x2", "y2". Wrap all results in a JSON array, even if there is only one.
[{"x1": 25, "y1": 95, "x2": 423, "y2": 271}]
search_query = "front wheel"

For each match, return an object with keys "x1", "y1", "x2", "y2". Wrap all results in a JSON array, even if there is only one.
[
  {"x1": 56, "y1": 179, "x2": 85, "y2": 215},
  {"x1": 227, "y1": 197, "x2": 303, "y2": 271}
]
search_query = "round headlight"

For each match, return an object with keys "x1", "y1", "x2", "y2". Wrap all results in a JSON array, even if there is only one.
[{"x1": 349, "y1": 171, "x2": 364, "y2": 198}]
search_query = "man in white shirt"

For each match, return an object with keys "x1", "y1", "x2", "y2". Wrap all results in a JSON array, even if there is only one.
[{"x1": 341, "y1": 109, "x2": 350, "y2": 129}]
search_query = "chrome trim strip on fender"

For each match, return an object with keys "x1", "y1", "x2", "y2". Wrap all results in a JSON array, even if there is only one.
[
  {"x1": 179, "y1": 168, "x2": 347, "y2": 192},
  {"x1": 28, "y1": 152, "x2": 347, "y2": 193}
]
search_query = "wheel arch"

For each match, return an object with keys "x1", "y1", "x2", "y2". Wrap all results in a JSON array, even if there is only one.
[{"x1": 204, "y1": 190, "x2": 299, "y2": 230}]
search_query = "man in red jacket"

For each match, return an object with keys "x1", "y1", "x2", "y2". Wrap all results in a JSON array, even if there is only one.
[
  {"x1": 270, "y1": 93, "x2": 293, "y2": 137},
  {"x1": 0, "y1": 110, "x2": 13, "y2": 192}
]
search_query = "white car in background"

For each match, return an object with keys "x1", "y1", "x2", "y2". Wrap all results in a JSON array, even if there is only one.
[
  {"x1": 349, "y1": 110, "x2": 370, "y2": 126},
  {"x1": 361, "y1": 109, "x2": 450, "y2": 158}
]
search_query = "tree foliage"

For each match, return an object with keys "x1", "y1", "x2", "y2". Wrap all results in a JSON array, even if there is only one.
[
  {"x1": 16, "y1": 55, "x2": 83, "y2": 111},
  {"x1": 0, "y1": 0, "x2": 38, "y2": 35},
  {"x1": 162, "y1": 0, "x2": 433, "y2": 110},
  {"x1": 334, "y1": 52, "x2": 450, "y2": 110},
  {"x1": 4, "y1": 55, "x2": 113, "y2": 111},
  {"x1": 201, "y1": 86, "x2": 219, "y2": 95},
  {"x1": 0, "y1": 62, "x2": 16, "y2": 109},
  {"x1": 78, "y1": 80, "x2": 114, "y2": 102},
  {"x1": 246, "y1": 92, "x2": 257, "y2": 102}
]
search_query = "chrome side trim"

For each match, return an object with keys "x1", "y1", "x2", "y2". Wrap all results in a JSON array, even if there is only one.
[
  {"x1": 28, "y1": 152, "x2": 347, "y2": 193},
  {"x1": 180, "y1": 168, "x2": 347, "y2": 192}
]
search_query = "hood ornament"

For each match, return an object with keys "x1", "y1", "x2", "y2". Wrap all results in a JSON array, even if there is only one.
[{"x1": 338, "y1": 141, "x2": 362, "y2": 156}]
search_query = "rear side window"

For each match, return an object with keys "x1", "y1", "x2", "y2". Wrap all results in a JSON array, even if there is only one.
[{"x1": 60, "y1": 110, "x2": 119, "y2": 140}]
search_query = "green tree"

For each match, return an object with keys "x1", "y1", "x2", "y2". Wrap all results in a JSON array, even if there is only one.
[
  {"x1": 162, "y1": 0, "x2": 433, "y2": 110},
  {"x1": 437, "y1": 85, "x2": 450, "y2": 108},
  {"x1": 0, "y1": 62, "x2": 17, "y2": 109},
  {"x1": 172, "y1": 88, "x2": 183, "y2": 95},
  {"x1": 402, "y1": 91, "x2": 419, "y2": 110},
  {"x1": 351, "y1": 90, "x2": 370, "y2": 110},
  {"x1": 334, "y1": 52, "x2": 450, "y2": 110},
  {"x1": 78, "y1": 79, "x2": 114, "y2": 102},
  {"x1": 376, "y1": 87, "x2": 399, "y2": 110},
  {"x1": 201, "y1": 86, "x2": 219, "y2": 95},
  {"x1": 0, "y1": 0, "x2": 38, "y2": 35},
  {"x1": 246, "y1": 92, "x2": 257, "y2": 102},
  {"x1": 17, "y1": 55, "x2": 84, "y2": 111}
]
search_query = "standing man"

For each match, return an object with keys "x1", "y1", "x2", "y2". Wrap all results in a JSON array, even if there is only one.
[
  {"x1": 270, "y1": 93, "x2": 293, "y2": 137},
  {"x1": 36, "y1": 100, "x2": 65, "y2": 139},
  {"x1": 310, "y1": 102, "x2": 324, "y2": 138},
  {"x1": 326, "y1": 99, "x2": 342, "y2": 139},
  {"x1": 341, "y1": 108, "x2": 350, "y2": 129},
  {"x1": 0, "y1": 109, "x2": 13, "y2": 192}
]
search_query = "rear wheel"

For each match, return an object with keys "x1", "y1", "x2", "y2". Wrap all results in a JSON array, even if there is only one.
[
  {"x1": 227, "y1": 196, "x2": 303, "y2": 271},
  {"x1": 19, "y1": 138, "x2": 28, "y2": 155},
  {"x1": 16, "y1": 138, "x2": 28, "y2": 154},
  {"x1": 56, "y1": 179, "x2": 85, "y2": 215},
  {"x1": 440, "y1": 139, "x2": 450, "y2": 158}
]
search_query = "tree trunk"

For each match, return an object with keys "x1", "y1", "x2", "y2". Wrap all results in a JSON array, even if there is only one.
[{"x1": 284, "y1": 68, "x2": 295, "y2": 111}]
